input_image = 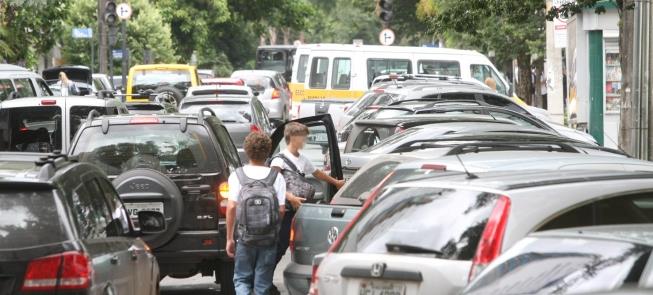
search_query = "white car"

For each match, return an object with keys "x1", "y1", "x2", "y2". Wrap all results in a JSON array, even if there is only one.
[{"x1": 231, "y1": 70, "x2": 292, "y2": 122}]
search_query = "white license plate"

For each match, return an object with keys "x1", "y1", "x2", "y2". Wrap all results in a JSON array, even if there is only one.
[
  {"x1": 125, "y1": 202, "x2": 164, "y2": 218},
  {"x1": 359, "y1": 281, "x2": 406, "y2": 295}
]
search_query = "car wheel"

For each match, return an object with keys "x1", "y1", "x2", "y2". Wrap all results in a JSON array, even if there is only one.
[
  {"x1": 215, "y1": 261, "x2": 235, "y2": 295},
  {"x1": 112, "y1": 168, "x2": 183, "y2": 249},
  {"x1": 153, "y1": 86, "x2": 183, "y2": 106}
]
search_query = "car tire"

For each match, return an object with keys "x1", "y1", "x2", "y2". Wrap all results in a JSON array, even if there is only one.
[
  {"x1": 153, "y1": 86, "x2": 183, "y2": 106},
  {"x1": 112, "y1": 168, "x2": 183, "y2": 249},
  {"x1": 215, "y1": 261, "x2": 235, "y2": 295}
]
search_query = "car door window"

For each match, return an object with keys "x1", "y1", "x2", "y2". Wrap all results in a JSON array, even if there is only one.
[
  {"x1": 37, "y1": 79, "x2": 53, "y2": 96},
  {"x1": 0, "y1": 79, "x2": 15, "y2": 101},
  {"x1": 70, "y1": 184, "x2": 110, "y2": 239},
  {"x1": 297, "y1": 54, "x2": 309, "y2": 83},
  {"x1": 208, "y1": 119, "x2": 241, "y2": 170},
  {"x1": 331, "y1": 58, "x2": 351, "y2": 89},
  {"x1": 98, "y1": 179, "x2": 131, "y2": 235},
  {"x1": 538, "y1": 193, "x2": 653, "y2": 231},
  {"x1": 367, "y1": 59, "x2": 412, "y2": 87},
  {"x1": 13, "y1": 78, "x2": 36, "y2": 98},
  {"x1": 334, "y1": 161, "x2": 399, "y2": 203},
  {"x1": 309, "y1": 57, "x2": 329, "y2": 89},
  {"x1": 470, "y1": 64, "x2": 508, "y2": 95},
  {"x1": 418, "y1": 60, "x2": 461, "y2": 76}
]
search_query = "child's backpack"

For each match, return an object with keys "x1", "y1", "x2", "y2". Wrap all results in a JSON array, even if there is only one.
[{"x1": 235, "y1": 167, "x2": 280, "y2": 246}]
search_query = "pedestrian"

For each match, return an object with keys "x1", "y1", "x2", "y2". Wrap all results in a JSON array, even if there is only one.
[
  {"x1": 57, "y1": 72, "x2": 79, "y2": 96},
  {"x1": 226, "y1": 132, "x2": 287, "y2": 295},
  {"x1": 268, "y1": 122, "x2": 345, "y2": 294}
]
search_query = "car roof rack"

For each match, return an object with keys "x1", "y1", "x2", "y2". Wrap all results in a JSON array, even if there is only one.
[
  {"x1": 35, "y1": 151, "x2": 70, "y2": 181},
  {"x1": 197, "y1": 107, "x2": 217, "y2": 123},
  {"x1": 392, "y1": 135, "x2": 566, "y2": 153}
]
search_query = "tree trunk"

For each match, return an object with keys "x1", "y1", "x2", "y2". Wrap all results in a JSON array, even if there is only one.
[
  {"x1": 268, "y1": 27, "x2": 277, "y2": 45},
  {"x1": 259, "y1": 34, "x2": 266, "y2": 46},
  {"x1": 619, "y1": 0, "x2": 635, "y2": 156},
  {"x1": 282, "y1": 27, "x2": 290, "y2": 45},
  {"x1": 516, "y1": 55, "x2": 533, "y2": 105},
  {"x1": 533, "y1": 59, "x2": 544, "y2": 108},
  {"x1": 299, "y1": 31, "x2": 305, "y2": 43}
]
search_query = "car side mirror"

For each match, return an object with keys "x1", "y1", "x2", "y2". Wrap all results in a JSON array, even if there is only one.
[{"x1": 137, "y1": 210, "x2": 166, "y2": 234}]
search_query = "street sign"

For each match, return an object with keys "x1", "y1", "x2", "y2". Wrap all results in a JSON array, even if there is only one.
[
  {"x1": 116, "y1": 3, "x2": 132, "y2": 20},
  {"x1": 72, "y1": 28, "x2": 93, "y2": 39},
  {"x1": 112, "y1": 49, "x2": 123, "y2": 60},
  {"x1": 379, "y1": 28, "x2": 395, "y2": 46}
]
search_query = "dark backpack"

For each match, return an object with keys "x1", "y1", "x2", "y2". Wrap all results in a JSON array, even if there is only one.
[{"x1": 235, "y1": 167, "x2": 280, "y2": 247}]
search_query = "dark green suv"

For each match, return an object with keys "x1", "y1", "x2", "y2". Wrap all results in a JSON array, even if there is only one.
[{"x1": 69, "y1": 110, "x2": 243, "y2": 294}]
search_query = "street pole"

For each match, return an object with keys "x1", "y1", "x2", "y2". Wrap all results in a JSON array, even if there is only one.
[
  {"x1": 98, "y1": 0, "x2": 107, "y2": 73},
  {"x1": 121, "y1": 20, "x2": 128, "y2": 90}
]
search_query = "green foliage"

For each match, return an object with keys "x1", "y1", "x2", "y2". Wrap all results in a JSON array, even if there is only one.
[{"x1": 546, "y1": 0, "x2": 632, "y2": 20}]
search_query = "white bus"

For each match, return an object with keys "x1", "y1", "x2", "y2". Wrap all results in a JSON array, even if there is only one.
[{"x1": 289, "y1": 44, "x2": 512, "y2": 120}]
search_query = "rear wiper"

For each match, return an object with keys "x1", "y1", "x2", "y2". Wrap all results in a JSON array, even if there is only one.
[{"x1": 386, "y1": 242, "x2": 443, "y2": 256}]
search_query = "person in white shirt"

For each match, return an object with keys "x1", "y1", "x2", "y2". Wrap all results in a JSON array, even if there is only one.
[
  {"x1": 226, "y1": 132, "x2": 286, "y2": 295},
  {"x1": 57, "y1": 72, "x2": 79, "y2": 96}
]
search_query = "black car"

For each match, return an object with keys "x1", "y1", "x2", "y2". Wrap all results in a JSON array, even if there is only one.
[{"x1": 0, "y1": 152, "x2": 164, "y2": 294}]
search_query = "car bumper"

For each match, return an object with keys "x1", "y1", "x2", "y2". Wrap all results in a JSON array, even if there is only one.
[
  {"x1": 155, "y1": 229, "x2": 227, "y2": 262},
  {"x1": 283, "y1": 261, "x2": 312, "y2": 295}
]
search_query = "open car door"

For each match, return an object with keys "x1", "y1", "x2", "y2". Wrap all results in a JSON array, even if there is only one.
[{"x1": 270, "y1": 114, "x2": 343, "y2": 202}]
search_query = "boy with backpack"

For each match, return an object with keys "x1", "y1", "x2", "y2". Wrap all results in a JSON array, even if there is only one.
[{"x1": 226, "y1": 132, "x2": 286, "y2": 295}]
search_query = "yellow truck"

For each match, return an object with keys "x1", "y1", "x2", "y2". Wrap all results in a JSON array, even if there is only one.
[{"x1": 126, "y1": 64, "x2": 200, "y2": 104}]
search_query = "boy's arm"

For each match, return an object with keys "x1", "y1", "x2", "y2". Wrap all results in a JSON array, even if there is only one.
[
  {"x1": 279, "y1": 205, "x2": 286, "y2": 219},
  {"x1": 313, "y1": 169, "x2": 345, "y2": 189},
  {"x1": 226, "y1": 200, "x2": 237, "y2": 257}
]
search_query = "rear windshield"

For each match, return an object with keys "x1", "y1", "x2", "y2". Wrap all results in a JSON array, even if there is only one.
[
  {"x1": 465, "y1": 236, "x2": 653, "y2": 294},
  {"x1": 180, "y1": 101, "x2": 251, "y2": 123},
  {"x1": 337, "y1": 186, "x2": 499, "y2": 260},
  {"x1": 335, "y1": 161, "x2": 399, "y2": 201},
  {"x1": 0, "y1": 106, "x2": 62, "y2": 153},
  {"x1": 0, "y1": 190, "x2": 66, "y2": 249},
  {"x1": 237, "y1": 77, "x2": 273, "y2": 92},
  {"x1": 71, "y1": 124, "x2": 221, "y2": 175},
  {"x1": 70, "y1": 106, "x2": 116, "y2": 140}
]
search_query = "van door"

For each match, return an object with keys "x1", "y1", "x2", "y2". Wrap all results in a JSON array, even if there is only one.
[{"x1": 270, "y1": 114, "x2": 343, "y2": 201}]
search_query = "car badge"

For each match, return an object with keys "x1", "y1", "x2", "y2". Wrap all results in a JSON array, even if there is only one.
[
  {"x1": 370, "y1": 262, "x2": 386, "y2": 278},
  {"x1": 327, "y1": 226, "x2": 339, "y2": 245}
]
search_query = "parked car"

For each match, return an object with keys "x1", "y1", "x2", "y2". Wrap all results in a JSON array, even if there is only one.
[
  {"x1": 463, "y1": 224, "x2": 653, "y2": 295},
  {"x1": 42, "y1": 65, "x2": 95, "y2": 96},
  {"x1": 179, "y1": 85, "x2": 273, "y2": 158},
  {"x1": 286, "y1": 150, "x2": 645, "y2": 295},
  {"x1": 198, "y1": 69, "x2": 214, "y2": 79},
  {"x1": 0, "y1": 96, "x2": 128, "y2": 153},
  {"x1": 0, "y1": 64, "x2": 53, "y2": 100},
  {"x1": 125, "y1": 101, "x2": 177, "y2": 114},
  {"x1": 231, "y1": 70, "x2": 292, "y2": 122},
  {"x1": 0, "y1": 152, "x2": 164, "y2": 294},
  {"x1": 126, "y1": 64, "x2": 200, "y2": 105},
  {"x1": 313, "y1": 170, "x2": 653, "y2": 295},
  {"x1": 201, "y1": 77, "x2": 246, "y2": 86}
]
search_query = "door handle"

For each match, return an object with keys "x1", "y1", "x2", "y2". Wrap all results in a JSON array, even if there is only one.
[
  {"x1": 331, "y1": 208, "x2": 346, "y2": 218},
  {"x1": 110, "y1": 256, "x2": 119, "y2": 265}
]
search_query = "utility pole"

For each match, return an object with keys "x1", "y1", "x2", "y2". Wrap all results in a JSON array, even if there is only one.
[
  {"x1": 121, "y1": 20, "x2": 128, "y2": 89},
  {"x1": 97, "y1": 0, "x2": 107, "y2": 73}
]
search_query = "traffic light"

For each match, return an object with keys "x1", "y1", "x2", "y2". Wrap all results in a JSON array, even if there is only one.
[
  {"x1": 378, "y1": 0, "x2": 393, "y2": 24},
  {"x1": 104, "y1": 1, "x2": 118, "y2": 27}
]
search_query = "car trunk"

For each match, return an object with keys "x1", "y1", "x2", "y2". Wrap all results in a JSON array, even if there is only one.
[
  {"x1": 42, "y1": 67, "x2": 92, "y2": 85},
  {"x1": 169, "y1": 173, "x2": 223, "y2": 230},
  {"x1": 0, "y1": 244, "x2": 72, "y2": 295}
]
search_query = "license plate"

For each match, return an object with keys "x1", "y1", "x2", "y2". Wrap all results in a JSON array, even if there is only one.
[
  {"x1": 359, "y1": 281, "x2": 406, "y2": 295},
  {"x1": 125, "y1": 202, "x2": 164, "y2": 218}
]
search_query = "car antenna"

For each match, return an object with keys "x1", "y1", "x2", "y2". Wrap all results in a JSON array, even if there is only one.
[{"x1": 455, "y1": 154, "x2": 478, "y2": 179}]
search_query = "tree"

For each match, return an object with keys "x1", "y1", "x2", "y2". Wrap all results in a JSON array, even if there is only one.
[
  {"x1": 0, "y1": 0, "x2": 68, "y2": 66},
  {"x1": 423, "y1": 0, "x2": 546, "y2": 104}
]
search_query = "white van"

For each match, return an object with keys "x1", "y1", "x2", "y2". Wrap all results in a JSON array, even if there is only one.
[
  {"x1": 0, "y1": 64, "x2": 53, "y2": 100},
  {"x1": 289, "y1": 44, "x2": 511, "y2": 121}
]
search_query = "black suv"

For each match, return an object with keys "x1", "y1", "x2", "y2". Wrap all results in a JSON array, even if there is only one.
[
  {"x1": 68, "y1": 110, "x2": 243, "y2": 293},
  {"x1": 0, "y1": 152, "x2": 164, "y2": 294}
]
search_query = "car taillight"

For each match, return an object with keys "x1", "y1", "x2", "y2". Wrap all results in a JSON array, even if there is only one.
[
  {"x1": 289, "y1": 216, "x2": 297, "y2": 254},
  {"x1": 308, "y1": 263, "x2": 320, "y2": 295},
  {"x1": 250, "y1": 124, "x2": 261, "y2": 133},
  {"x1": 272, "y1": 89, "x2": 281, "y2": 99},
  {"x1": 468, "y1": 195, "x2": 511, "y2": 281},
  {"x1": 22, "y1": 251, "x2": 91, "y2": 292},
  {"x1": 216, "y1": 182, "x2": 229, "y2": 217},
  {"x1": 40, "y1": 99, "x2": 57, "y2": 105}
]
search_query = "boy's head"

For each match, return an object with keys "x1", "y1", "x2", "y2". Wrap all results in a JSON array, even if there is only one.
[
  {"x1": 284, "y1": 122, "x2": 309, "y2": 148},
  {"x1": 244, "y1": 132, "x2": 272, "y2": 163}
]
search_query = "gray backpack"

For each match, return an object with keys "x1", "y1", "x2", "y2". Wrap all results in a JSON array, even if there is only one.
[{"x1": 235, "y1": 168, "x2": 280, "y2": 247}]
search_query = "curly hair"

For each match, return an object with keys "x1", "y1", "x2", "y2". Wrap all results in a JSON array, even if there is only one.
[
  {"x1": 284, "y1": 122, "x2": 309, "y2": 143},
  {"x1": 244, "y1": 132, "x2": 272, "y2": 162}
]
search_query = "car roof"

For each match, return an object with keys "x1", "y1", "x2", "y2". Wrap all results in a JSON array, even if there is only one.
[
  {"x1": 392, "y1": 169, "x2": 653, "y2": 192},
  {"x1": 0, "y1": 96, "x2": 113, "y2": 108},
  {"x1": 258, "y1": 45, "x2": 296, "y2": 50},
  {"x1": 186, "y1": 85, "x2": 253, "y2": 97},
  {"x1": 0, "y1": 64, "x2": 32, "y2": 72},
  {"x1": 530, "y1": 224, "x2": 653, "y2": 246},
  {"x1": 130, "y1": 64, "x2": 196, "y2": 70},
  {"x1": 86, "y1": 113, "x2": 213, "y2": 127},
  {"x1": 353, "y1": 113, "x2": 516, "y2": 127},
  {"x1": 297, "y1": 44, "x2": 486, "y2": 56},
  {"x1": 231, "y1": 70, "x2": 279, "y2": 77}
]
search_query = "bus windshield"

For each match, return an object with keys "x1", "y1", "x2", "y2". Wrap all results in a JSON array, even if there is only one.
[{"x1": 256, "y1": 49, "x2": 289, "y2": 73}]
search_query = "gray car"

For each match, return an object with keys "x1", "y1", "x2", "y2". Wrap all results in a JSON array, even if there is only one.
[
  {"x1": 231, "y1": 70, "x2": 292, "y2": 122},
  {"x1": 463, "y1": 224, "x2": 653, "y2": 294},
  {"x1": 314, "y1": 170, "x2": 653, "y2": 295}
]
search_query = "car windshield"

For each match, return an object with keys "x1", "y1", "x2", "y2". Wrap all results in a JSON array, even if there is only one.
[
  {"x1": 132, "y1": 69, "x2": 191, "y2": 87},
  {"x1": 180, "y1": 101, "x2": 252, "y2": 123},
  {"x1": 465, "y1": 236, "x2": 653, "y2": 294},
  {"x1": 71, "y1": 124, "x2": 220, "y2": 175},
  {"x1": 337, "y1": 186, "x2": 499, "y2": 260},
  {"x1": 0, "y1": 106, "x2": 63, "y2": 153},
  {"x1": 0, "y1": 189, "x2": 66, "y2": 249},
  {"x1": 257, "y1": 50, "x2": 287, "y2": 73}
]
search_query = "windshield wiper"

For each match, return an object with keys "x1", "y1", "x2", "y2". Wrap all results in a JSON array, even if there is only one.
[{"x1": 386, "y1": 242, "x2": 443, "y2": 256}]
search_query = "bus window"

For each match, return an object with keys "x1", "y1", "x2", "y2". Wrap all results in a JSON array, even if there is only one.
[
  {"x1": 367, "y1": 59, "x2": 411, "y2": 87},
  {"x1": 297, "y1": 54, "x2": 309, "y2": 83},
  {"x1": 256, "y1": 50, "x2": 286, "y2": 73},
  {"x1": 332, "y1": 58, "x2": 351, "y2": 89},
  {"x1": 418, "y1": 60, "x2": 461, "y2": 77},
  {"x1": 470, "y1": 64, "x2": 508, "y2": 95},
  {"x1": 309, "y1": 57, "x2": 329, "y2": 89}
]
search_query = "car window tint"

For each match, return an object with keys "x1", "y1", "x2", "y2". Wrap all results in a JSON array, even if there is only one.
[
  {"x1": 37, "y1": 79, "x2": 53, "y2": 96},
  {"x1": 309, "y1": 57, "x2": 329, "y2": 89},
  {"x1": 93, "y1": 78, "x2": 106, "y2": 91},
  {"x1": 13, "y1": 78, "x2": 36, "y2": 98},
  {"x1": 336, "y1": 161, "x2": 399, "y2": 201},
  {"x1": 208, "y1": 120, "x2": 241, "y2": 171},
  {"x1": 332, "y1": 58, "x2": 351, "y2": 89},
  {"x1": 0, "y1": 79, "x2": 14, "y2": 101},
  {"x1": 338, "y1": 187, "x2": 499, "y2": 260},
  {"x1": 0, "y1": 189, "x2": 66, "y2": 249},
  {"x1": 0, "y1": 106, "x2": 63, "y2": 153},
  {"x1": 367, "y1": 59, "x2": 412, "y2": 87},
  {"x1": 72, "y1": 124, "x2": 222, "y2": 175},
  {"x1": 418, "y1": 60, "x2": 461, "y2": 77},
  {"x1": 98, "y1": 179, "x2": 131, "y2": 235},
  {"x1": 70, "y1": 106, "x2": 109, "y2": 140},
  {"x1": 70, "y1": 184, "x2": 109, "y2": 239},
  {"x1": 351, "y1": 128, "x2": 381, "y2": 152},
  {"x1": 538, "y1": 193, "x2": 653, "y2": 231},
  {"x1": 297, "y1": 54, "x2": 309, "y2": 83},
  {"x1": 464, "y1": 236, "x2": 652, "y2": 295}
]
